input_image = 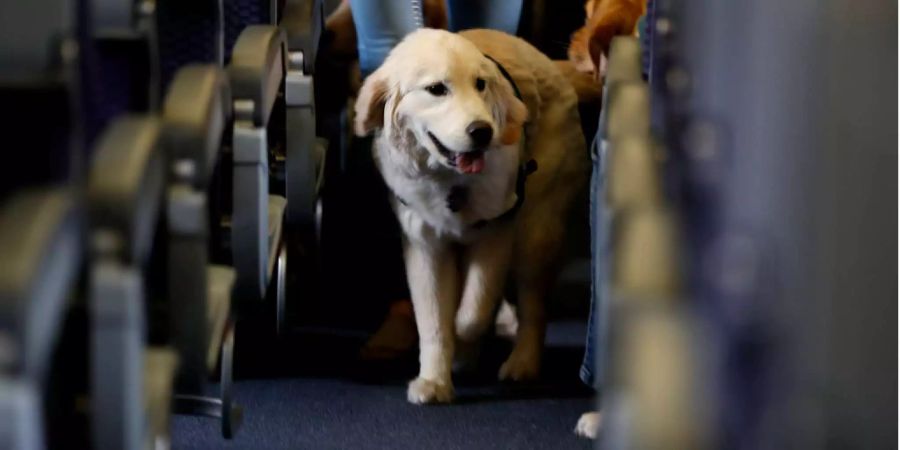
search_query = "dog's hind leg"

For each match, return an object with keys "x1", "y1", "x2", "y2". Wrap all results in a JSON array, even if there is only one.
[
  {"x1": 500, "y1": 211, "x2": 566, "y2": 382},
  {"x1": 404, "y1": 239, "x2": 459, "y2": 404}
]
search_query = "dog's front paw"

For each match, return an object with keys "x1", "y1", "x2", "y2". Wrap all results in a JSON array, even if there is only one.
[
  {"x1": 498, "y1": 347, "x2": 540, "y2": 381},
  {"x1": 574, "y1": 411, "x2": 602, "y2": 439},
  {"x1": 407, "y1": 377, "x2": 454, "y2": 404}
]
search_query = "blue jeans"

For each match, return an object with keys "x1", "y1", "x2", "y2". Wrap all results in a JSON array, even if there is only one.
[
  {"x1": 580, "y1": 129, "x2": 611, "y2": 393},
  {"x1": 348, "y1": 0, "x2": 524, "y2": 75},
  {"x1": 582, "y1": 0, "x2": 655, "y2": 396}
]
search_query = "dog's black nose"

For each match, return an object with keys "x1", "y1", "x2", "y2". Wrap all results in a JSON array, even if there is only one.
[{"x1": 466, "y1": 121, "x2": 493, "y2": 148}]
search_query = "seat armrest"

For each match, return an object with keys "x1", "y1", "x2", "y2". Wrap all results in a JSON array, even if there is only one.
[
  {"x1": 205, "y1": 266, "x2": 234, "y2": 370},
  {"x1": 606, "y1": 82, "x2": 651, "y2": 141},
  {"x1": 0, "y1": 378, "x2": 44, "y2": 450},
  {"x1": 87, "y1": 116, "x2": 165, "y2": 265},
  {"x1": 0, "y1": 189, "x2": 81, "y2": 378},
  {"x1": 600, "y1": 39, "x2": 645, "y2": 140},
  {"x1": 0, "y1": 1, "x2": 72, "y2": 76},
  {"x1": 163, "y1": 64, "x2": 232, "y2": 188},
  {"x1": 91, "y1": 0, "x2": 136, "y2": 38},
  {"x1": 228, "y1": 25, "x2": 287, "y2": 127},
  {"x1": 144, "y1": 348, "x2": 178, "y2": 447},
  {"x1": 606, "y1": 37, "x2": 643, "y2": 85},
  {"x1": 281, "y1": 0, "x2": 324, "y2": 74}
]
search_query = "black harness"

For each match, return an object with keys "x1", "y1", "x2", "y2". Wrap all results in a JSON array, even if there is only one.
[
  {"x1": 471, "y1": 158, "x2": 537, "y2": 229},
  {"x1": 395, "y1": 55, "x2": 538, "y2": 229}
]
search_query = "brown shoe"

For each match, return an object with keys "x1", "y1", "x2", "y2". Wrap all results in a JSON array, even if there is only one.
[{"x1": 358, "y1": 300, "x2": 418, "y2": 361}]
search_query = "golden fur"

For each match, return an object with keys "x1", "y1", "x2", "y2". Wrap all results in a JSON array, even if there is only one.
[
  {"x1": 355, "y1": 28, "x2": 589, "y2": 404},
  {"x1": 568, "y1": 0, "x2": 646, "y2": 79}
]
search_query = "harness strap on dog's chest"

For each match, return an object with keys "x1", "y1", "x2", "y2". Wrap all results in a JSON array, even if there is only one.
[
  {"x1": 484, "y1": 54, "x2": 523, "y2": 101},
  {"x1": 471, "y1": 158, "x2": 537, "y2": 229},
  {"x1": 470, "y1": 54, "x2": 534, "y2": 228},
  {"x1": 391, "y1": 158, "x2": 537, "y2": 229}
]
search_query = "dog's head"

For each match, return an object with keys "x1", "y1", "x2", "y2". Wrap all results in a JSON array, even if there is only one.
[{"x1": 354, "y1": 29, "x2": 527, "y2": 175}]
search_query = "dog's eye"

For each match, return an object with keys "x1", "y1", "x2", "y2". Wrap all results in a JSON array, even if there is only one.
[
  {"x1": 475, "y1": 78, "x2": 486, "y2": 92},
  {"x1": 425, "y1": 82, "x2": 449, "y2": 96}
]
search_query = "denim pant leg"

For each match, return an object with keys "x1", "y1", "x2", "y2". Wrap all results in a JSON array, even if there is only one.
[
  {"x1": 580, "y1": 135, "x2": 610, "y2": 394},
  {"x1": 446, "y1": 0, "x2": 524, "y2": 34},
  {"x1": 351, "y1": 0, "x2": 525, "y2": 76},
  {"x1": 349, "y1": 0, "x2": 424, "y2": 76}
]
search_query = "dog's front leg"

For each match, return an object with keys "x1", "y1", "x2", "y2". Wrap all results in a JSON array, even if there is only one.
[
  {"x1": 404, "y1": 239, "x2": 458, "y2": 404},
  {"x1": 453, "y1": 226, "x2": 514, "y2": 373},
  {"x1": 456, "y1": 226, "x2": 514, "y2": 343}
]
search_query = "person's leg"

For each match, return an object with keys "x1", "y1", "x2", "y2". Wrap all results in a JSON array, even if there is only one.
[
  {"x1": 576, "y1": 116, "x2": 609, "y2": 440},
  {"x1": 359, "y1": 299, "x2": 418, "y2": 361},
  {"x1": 445, "y1": 0, "x2": 523, "y2": 34},
  {"x1": 581, "y1": 117, "x2": 609, "y2": 393},
  {"x1": 355, "y1": 135, "x2": 417, "y2": 362},
  {"x1": 347, "y1": 0, "x2": 425, "y2": 361},
  {"x1": 349, "y1": 0, "x2": 424, "y2": 76}
]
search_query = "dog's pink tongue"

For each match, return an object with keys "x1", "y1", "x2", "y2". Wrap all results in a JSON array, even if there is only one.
[{"x1": 457, "y1": 152, "x2": 485, "y2": 174}]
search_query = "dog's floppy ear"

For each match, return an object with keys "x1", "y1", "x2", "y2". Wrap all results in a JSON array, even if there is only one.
[
  {"x1": 493, "y1": 73, "x2": 528, "y2": 146},
  {"x1": 354, "y1": 68, "x2": 389, "y2": 136},
  {"x1": 500, "y1": 93, "x2": 527, "y2": 145}
]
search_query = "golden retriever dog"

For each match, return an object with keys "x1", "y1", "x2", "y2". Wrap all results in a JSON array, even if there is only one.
[
  {"x1": 354, "y1": 28, "x2": 589, "y2": 404},
  {"x1": 568, "y1": 0, "x2": 647, "y2": 80}
]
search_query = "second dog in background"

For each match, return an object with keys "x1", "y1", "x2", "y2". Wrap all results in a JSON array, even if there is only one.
[{"x1": 568, "y1": 0, "x2": 647, "y2": 79}]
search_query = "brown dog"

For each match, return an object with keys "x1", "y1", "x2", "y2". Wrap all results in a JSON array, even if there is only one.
[{"x1": 568, "y1": 0, "x2": 647, "y2": 79}]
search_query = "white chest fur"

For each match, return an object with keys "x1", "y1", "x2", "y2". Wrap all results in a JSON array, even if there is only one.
[{"x1": 374, "y1": 139, "x2": 520, "y2": 244}]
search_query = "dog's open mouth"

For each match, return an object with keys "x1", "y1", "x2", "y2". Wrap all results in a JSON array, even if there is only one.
[{"x1": 428, "y1": 132, "x2": 485, "y2": 174}]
